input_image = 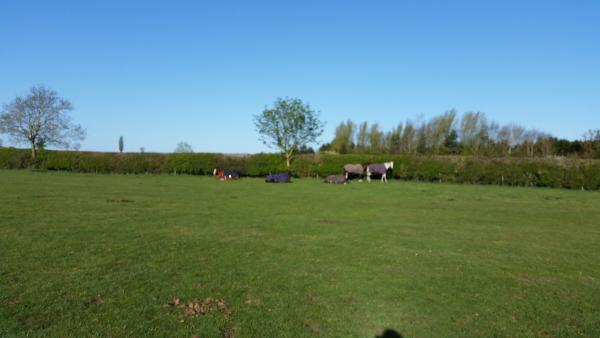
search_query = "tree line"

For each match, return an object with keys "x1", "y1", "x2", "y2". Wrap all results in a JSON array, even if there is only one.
[
  {"x1": 321, "y1": 110, "x2": 600, "y2": 158},
  {"x1": 2, "y1": 87, "x2": 598, "y2": 162}
]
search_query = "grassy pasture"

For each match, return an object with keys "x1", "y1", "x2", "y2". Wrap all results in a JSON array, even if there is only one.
[{"x1": 1, "y1": 170, "x2": 599, "y2": 337}]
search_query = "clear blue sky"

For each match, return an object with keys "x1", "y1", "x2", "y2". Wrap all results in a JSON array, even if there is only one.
[{"x1": 1, "y1": 0, "x2": 599, "y2": 153}]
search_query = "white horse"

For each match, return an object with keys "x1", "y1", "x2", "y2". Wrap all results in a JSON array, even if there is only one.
[{"x1": 366, "y1": 161, "x2": 394, "y2": 182}]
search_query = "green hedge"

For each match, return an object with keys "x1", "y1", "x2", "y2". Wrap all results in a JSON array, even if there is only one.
[{"x1": 1, "y1": 148, "x2": 599, "y2": 190}]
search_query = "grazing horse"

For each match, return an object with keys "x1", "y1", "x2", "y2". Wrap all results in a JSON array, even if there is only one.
[
  {"x1": 366, "y1": 161, "x2": 394, "y2": 182},
  {"x1": 343, "y1": 163, "x2": 367, "y2": 181},
  {"x1": 213, "y1": 168, "x2": 240, "y2": 181},
  {"x1": 324, "y1": 174, "x2": 348, "y2": 184},
  {"x1": 265, "y1": 172, "x2": 291, "y2": 183}
]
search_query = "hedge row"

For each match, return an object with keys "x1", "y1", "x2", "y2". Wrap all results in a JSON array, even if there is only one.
[{"x1": 1, "y1": 148, "x2": 600, "y2": 190}]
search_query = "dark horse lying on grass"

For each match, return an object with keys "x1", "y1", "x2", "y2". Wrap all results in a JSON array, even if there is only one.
[
  {"x1": 213, "y1": 168, "x2": 240, "y2": 181},
  {"x1": 265, "y1": 172, "x2": 291, "y2": 183}
]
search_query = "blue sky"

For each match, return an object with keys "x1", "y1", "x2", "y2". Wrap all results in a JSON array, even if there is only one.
[{"x1": 1, "y1": 0, "x2": 599, "y2": 153}]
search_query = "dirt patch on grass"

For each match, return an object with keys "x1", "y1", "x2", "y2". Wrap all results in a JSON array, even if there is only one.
[
  {"x1": 221, "y1": 325, "x2": 236, "y2": 338},
  {"x1": 306, "y1": 293, "x2": 319, "y2": 304},
  {"x1": 304, "y1": 319, "x2": 320, "y2": 334},
  {"x1": 543, "y1": 196, "x2": 562, "y2": 201},
  {"x1": 164, "y1": 297, "x2": 231, "y2": 320},
  {"x1": 244, "y1": 296, "x2": 261, "y2": 306},
  {"x1": 84, "y1": 294, "x2": 103, "y2": 306}
]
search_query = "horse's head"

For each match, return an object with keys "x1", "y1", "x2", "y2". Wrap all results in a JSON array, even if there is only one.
[{"x1": 385, "y1": 161, "x2": 394, "y2": 170}]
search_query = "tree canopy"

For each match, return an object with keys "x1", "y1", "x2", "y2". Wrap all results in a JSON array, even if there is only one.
[
  {"x1": 175, "y1": 142, "x2": 193, "y2": 153},
  {"x1": 254, "y1": 98, "x2": 324, "y2": 168}
]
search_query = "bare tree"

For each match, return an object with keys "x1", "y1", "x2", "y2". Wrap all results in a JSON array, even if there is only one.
[
  {"x1": 507, "y1": 124, "x2": 526, "y2": 155},
  {"x1": 584, "y1": 129, "x2": 600, "y2": 142},
  {"x1": 536, "y1": 133, "x2": 554, "y2": 157},
  {"x1": 523, "y1": 129, "x2": 543, "y2": 157},
  {"x1": 583, "y1": 129, "x2": 600, "y2": 157},
  {"x1": 175, "y1": 142, "x2": 194, "y2": 153},
  {"x1": 0, "y1": 86, "x2": 85, "y2": 160}
]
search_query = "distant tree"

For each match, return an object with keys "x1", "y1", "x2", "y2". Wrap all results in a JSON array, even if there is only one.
[
  {"x1": 583, "y1": 129, "x2": 600, "y2": 158},
  {"x1": 416, "y1": 123, "x2": 428, "y2": 154},
  {"x1": 297, "y1": 145, "x2": 315, "y2": 154},
  {"x1": 0, "y1": 138, "x2": 3, "y2": 147},
  {"x1": 443, "y1": 130, "x2": 460, "y2": 154},
  {"x1": 498, "y1": 124, "x2": 526, "y2": 156},
  {"x1": 175, "y1": 142, "x2": 193, "y2": 153},
  {"x1": 553, "y1": 138, "x2": 570, "y2": 156},
  {"x1": 355, "y1": 121, "x2": 369, "y2": 152},
  {"x1": 509, "y1": 125, "x2": 526, "y2": 155},
  {"x1": 523, "y1": 129, "x2": 545, "y2": 157},
  {"x1": 387, "y1": 123, "x2": 403, "y2": 154},
  {"x1": 552, "y1": 139, "x2": 584, "y2": 157},
  {"x1": 140, "y1": 147, "x2": 145, "y2": 153},
  {"x1": 368, "y1": 123, "x2": 384, "y2": 153},
  {"x1": 584, "y1": 129, "x2": 600, "y2": 142},
  {"x1": 319, "y1": 142, "x2": 332, "y2": 152},
  {"x1": 429, "y1": 110, "x2": 456, "y2": 153},
  {"x1": 331, "y1": 120, "x2": 355, "y2": 154},
  {"x1": 460, "y1": 112, "x2": 489, "y2": 155},
  {"x1": 401, "y1": 120, "x2": 416, "y2": 154},
  {"x1": 118, "y1": 136, "x2": 124, "y2": 153},
  {"x1": 36, "y1": 137, "x2": 46, "y2": 151},
  {"x1": 322, "y1": 110, "x2": 574, "y2": 157},
  {"x1": 0, "y1": 85, "x2": 85, "y2": 160},
  {"x1": 254, "y1": 97, "x2": 324, "y2": 169},
  {"x1": 535, "y1": 134, "x2": 554, "y2": 157}
]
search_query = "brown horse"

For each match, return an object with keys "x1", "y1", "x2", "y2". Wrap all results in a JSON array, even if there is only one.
[{"x1": 213, "y1": 168, "x2": 240, "y2": 181}]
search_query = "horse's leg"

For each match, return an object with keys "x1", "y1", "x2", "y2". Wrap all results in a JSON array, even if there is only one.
[{"x1": 383, "y1": 173, "x2": 387, "y2": 183}]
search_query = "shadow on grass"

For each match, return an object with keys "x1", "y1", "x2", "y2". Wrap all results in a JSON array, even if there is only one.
[{"x1": 376, "y1": 329, "x2": 404, "y2": 338}]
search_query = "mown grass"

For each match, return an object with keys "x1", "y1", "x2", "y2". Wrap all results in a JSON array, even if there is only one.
[{"x1": 1, "y1": 170, "x2": 599, "y2": 337}]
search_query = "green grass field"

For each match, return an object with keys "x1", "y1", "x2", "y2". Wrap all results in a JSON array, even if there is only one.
[{"x1": 1, "y1": 170, "x2": 599, "y2": 337}]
